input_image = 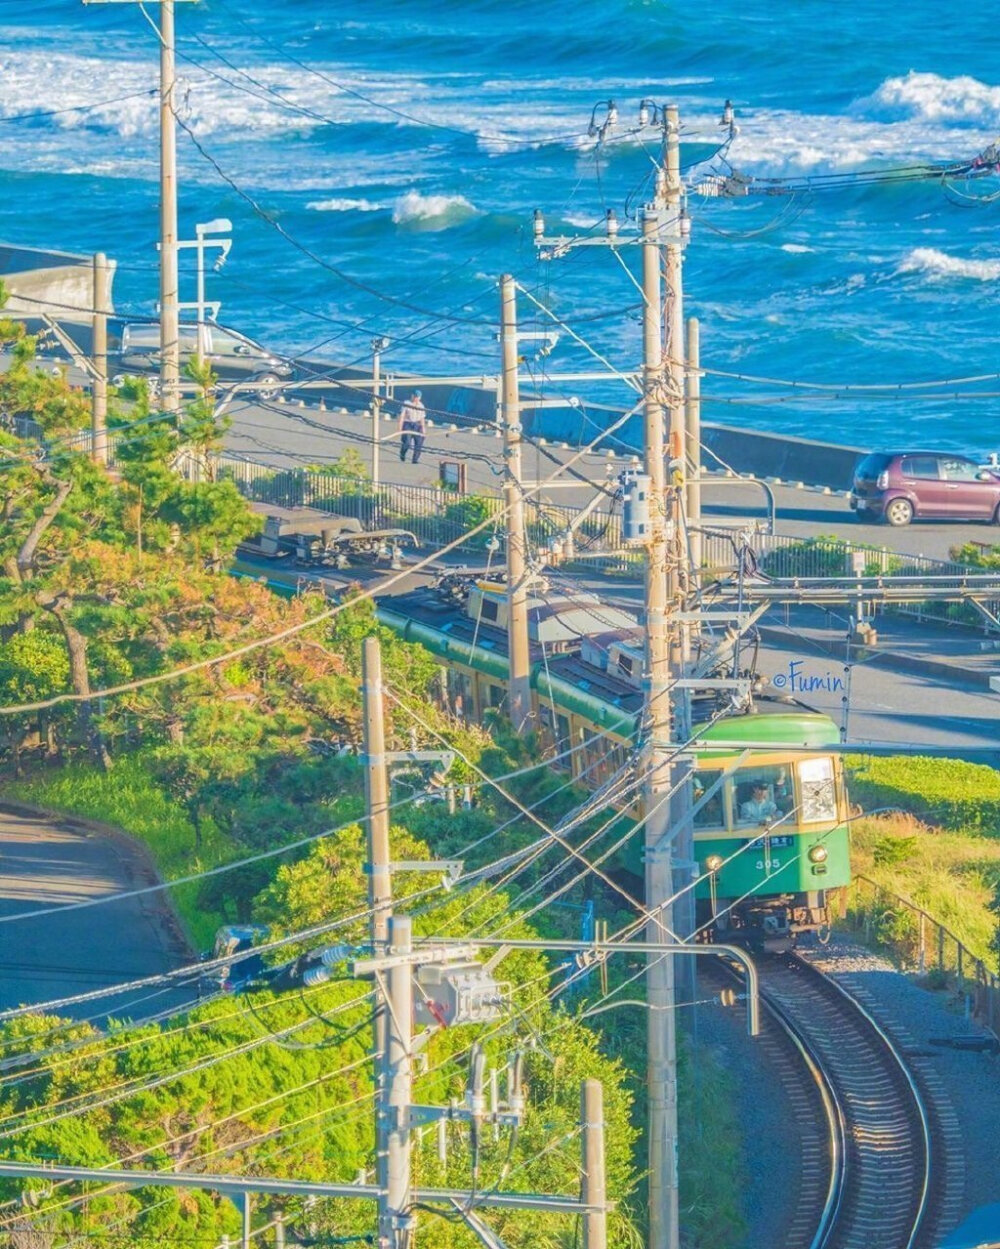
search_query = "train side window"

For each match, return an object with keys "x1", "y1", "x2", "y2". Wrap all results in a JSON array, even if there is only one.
[
  {"x1": 446, "y1": 668, "x2": 475, "y2": 721},
  {"x1": 797, "y1": 757, "x2": 837, "y2": 823},
  {"x1": 692, "y1": 770, "x2": 725, "y2": 828}
]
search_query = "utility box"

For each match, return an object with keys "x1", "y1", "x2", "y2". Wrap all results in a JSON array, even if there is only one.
[
  {"x1": 621, "y1": 472, "x2": 651, "y2": 544},
  {"x1": 414, "y1": 961, "x2": 506, "y2": 1027}
]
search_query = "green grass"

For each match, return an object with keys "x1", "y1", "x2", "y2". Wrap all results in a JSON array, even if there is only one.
[
  {"x1": 846, "y1": 812, "x2": 1000, "y2": 974},
  {"x1": 2, "y1": 754, "x2": 234, "y2": 949},
  {"x1": 847, "y1": 753, "x2": 1000, "y2": 835}
]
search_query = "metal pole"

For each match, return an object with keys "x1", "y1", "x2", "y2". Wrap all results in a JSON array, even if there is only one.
[
  {"x1": 241, "y1": 1193, "x2": 251, "y2": 1249},
  {"x1": 684, "y1": 316, "x2": 701, "y2": 579},
  {"x1": 581, "y1": 1080, "x2": 607, "y2": 1249},
  {"x1": 385, "y1": 914, "x2": 414, "y2": 1249},
  {"x1": 362, "y1": 637, "x2": 393, "y2": 1220},
  {"x1": 274, "y1": 1211, "x2": 285, "y2": 1249},
  {"x1": 372, "y1": 344, "x2": 382, "y2": 491},
  {"x1": 91, "y1": 252, "x2": 109, "y2": 466},
  {"x1": 500, "y1": 274, "x2": 531, "y2": 730},
  {"x1": 642, "y1": 128, "x2": 681, "y2": 1249},
  {"x1": 195, "y1": 234, "x2": 206, "y2": 368},
  {"x1": 159, "y1": 0, "x2": 180, "y2": 413}
]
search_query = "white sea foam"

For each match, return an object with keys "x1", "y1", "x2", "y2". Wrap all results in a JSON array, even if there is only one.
[
  {"x1": 780, "y1": 243, "x2": 814, "y2": 254},
  {"x1": 306, "y1": 197, "x2": 384, "y2": 212},
  {"x1": 898, "y1": 247, "x2": 1000, "y2": 281},
  {"x1": 862, "y1": 71, "x2": 1000, "y2": 125},
  {"x1": 391, "y1": 190, "x2": 477, "y2": 226}
]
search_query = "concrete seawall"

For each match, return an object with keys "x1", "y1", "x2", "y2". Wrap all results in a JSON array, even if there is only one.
[{"x1": 701, "y1": 423, "x2": 869, "y2": 491}]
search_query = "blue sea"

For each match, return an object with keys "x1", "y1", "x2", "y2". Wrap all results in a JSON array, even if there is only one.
[{"x1": 3, "y1": 1, "x2": 1000, "y2": 451}]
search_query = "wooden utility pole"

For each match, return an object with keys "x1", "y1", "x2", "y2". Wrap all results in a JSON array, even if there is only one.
[
  {"x1": 500, "y1": 274, "x2": 531, "y2": 730},
  {"x1": 91, "y1": 252, "x2": 109, "y2": 466},
  {"x1": 362, "y1": 637, "x2": 392, "y2": 1219},
  {"x1": 581, "y1": 1079, "x2": 607, "y2": 1249}
]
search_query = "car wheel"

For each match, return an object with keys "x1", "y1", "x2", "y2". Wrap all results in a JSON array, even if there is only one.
[
  {"x1": 884, "y1": 498, "x2": 913, "y2": 527},
  {"x1": 257, "y1": 374, "x2": 280, "y2": 402},
  {"x1": 993, "y1": 503, "x2": 1000, "y2": 526}
]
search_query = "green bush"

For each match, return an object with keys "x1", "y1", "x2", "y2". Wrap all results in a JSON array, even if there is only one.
[{"x1": 847, "y1": 754, "x2": 1000, "y2": 835}]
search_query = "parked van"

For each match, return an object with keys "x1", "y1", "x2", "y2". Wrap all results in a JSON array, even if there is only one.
[{"x1": 117, "y1": 321, "x2": 293, "y2": 391}]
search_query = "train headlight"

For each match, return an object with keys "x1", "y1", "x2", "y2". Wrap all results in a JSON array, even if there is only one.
[
  {"x1": 808, "y1": 845, "x2": 828, "y2": 864},
  {"x1": 705, "y1": 854, "x2": 724, "y2": 872}
]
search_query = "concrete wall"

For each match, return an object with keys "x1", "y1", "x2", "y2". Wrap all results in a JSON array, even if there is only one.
[
  {"x1": 701, "y1": 423, "x2": 869, "y2": 491},
  {"x1": 0, "y1": 244, "x2": 117, "y2": 320}
]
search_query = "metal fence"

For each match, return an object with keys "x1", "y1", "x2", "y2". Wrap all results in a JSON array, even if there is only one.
[
  {"x1": 217, "y1": 454, "x2": 623, "y2": 558},
  {"x1": 845, "y1": 874, "x2": 1000, "y2": 1036}
]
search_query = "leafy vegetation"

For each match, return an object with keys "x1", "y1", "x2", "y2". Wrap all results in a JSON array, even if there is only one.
[
  {"x1": 846, "y1": 812, "x2": 1000, "y2": 973},
  {"x1": 0, "y1": 298, "x2": 748, "y2": 1249},
  {"x1": 848, "y1": 754, "x2": 1000, "y2": 835}
]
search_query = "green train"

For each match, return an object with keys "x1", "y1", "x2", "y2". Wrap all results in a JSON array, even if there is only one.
[{"x1": 377, "y1": 575, "x2": 851, "y2": 945}]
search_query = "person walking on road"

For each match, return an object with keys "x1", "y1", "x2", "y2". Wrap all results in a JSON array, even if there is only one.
[{"x1": 398, "y1": 390, "x2": 426, "y2": 464}]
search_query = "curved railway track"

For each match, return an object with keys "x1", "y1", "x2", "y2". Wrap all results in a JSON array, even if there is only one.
[{"x1": 708, "y1": 950, "x2": 946, "y2": 1249}]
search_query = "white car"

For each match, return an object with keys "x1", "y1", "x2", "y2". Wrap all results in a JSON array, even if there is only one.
[{"x1": 116, "y1": 321, "x2": 293, "y2": 397}]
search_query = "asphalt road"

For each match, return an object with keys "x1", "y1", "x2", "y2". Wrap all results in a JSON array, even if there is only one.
[
  {"x1": 222, "y1": 398, "x2": 997, "y2": 564},
  {"x1": 0, "y1": 805, "x2": 198, "y2": 1024}
]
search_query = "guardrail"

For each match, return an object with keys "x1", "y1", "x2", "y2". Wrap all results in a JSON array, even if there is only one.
[{"x1": 846, "y1": 874, "x2": 1000, "y2": 1036}]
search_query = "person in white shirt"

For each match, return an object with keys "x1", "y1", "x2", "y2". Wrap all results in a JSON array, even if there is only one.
[
  {"x1": 398, "y1": 390, "x2": 426, "y2": 463},
  {"x1": 740, "y1": 783, "x2": 778, "y2": 824}
]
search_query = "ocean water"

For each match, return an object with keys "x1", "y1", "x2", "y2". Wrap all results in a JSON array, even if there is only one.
[{"x1": 2, "y1": 1, "x2": 1000, "y2": 451}]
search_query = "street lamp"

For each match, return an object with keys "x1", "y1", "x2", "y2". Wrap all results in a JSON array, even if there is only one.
[{"x1": 177, "y1": 218, "x2": 233, "y2": 366}]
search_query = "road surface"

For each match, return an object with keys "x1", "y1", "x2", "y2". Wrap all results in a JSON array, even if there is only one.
[
  {"x1": 222, "y1": 397, "x2": 997, "y2": 564},
  {"x1": 0, "y1": 805, "x2": 198, "y2": 1023}
]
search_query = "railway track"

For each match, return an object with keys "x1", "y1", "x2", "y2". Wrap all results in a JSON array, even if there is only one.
[
  {"x1": 758, "y1": 953, "x2": 939, "y2": 1249},
  {"x1": 707, "y1": 950, "x2": 949, "y2": 1249}
]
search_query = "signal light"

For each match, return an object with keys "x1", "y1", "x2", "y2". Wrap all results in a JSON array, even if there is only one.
[{"x1": 808, "y1": 845, "x2": 828, "y2": 864}]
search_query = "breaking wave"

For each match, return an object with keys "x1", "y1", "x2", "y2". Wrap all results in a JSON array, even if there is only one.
[
  {"x1": 898, "y1": 247, "x2": 1000, "y2": 281},
  {"x1": 391, "y1": 190, "x2": 478, "y2": 226}
]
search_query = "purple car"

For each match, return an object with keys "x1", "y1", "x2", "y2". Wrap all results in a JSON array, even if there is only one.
[{"x1": 850, "y1": 452, "x2": 1000, "y2": 527}]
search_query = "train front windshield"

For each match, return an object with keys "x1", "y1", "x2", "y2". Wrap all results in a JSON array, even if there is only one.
[{"x1": 693, "y1": 756, "x2": 841, "y2": 830}]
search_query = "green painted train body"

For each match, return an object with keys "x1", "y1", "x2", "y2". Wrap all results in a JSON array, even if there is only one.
[{"x1": 378, "y1": 585, "x2": 851, "y2": 943}]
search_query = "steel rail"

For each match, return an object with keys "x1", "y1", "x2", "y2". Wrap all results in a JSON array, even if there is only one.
[
  {"x1": 758, "y1": 983, "x2": 848, "y2": 1249},
  {"x1": 790, "y1": 955, "x2": 934, "y2": 1249}
]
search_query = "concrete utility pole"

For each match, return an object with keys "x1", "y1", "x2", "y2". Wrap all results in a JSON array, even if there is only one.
[
  {"x1": 384, "y1": 914, "x2": 415, "y2": 1249},
  {"x1": 499, "y1": 274, "x2": 532, "y2": 730},
  {"x1": 684, "y1": 316, "x2": 702, "y2": 579},
  {"x1": 362, "y1": 637, "x2": 393, "y2": 1213},
  {"x1": 581, "y1": 1079, "x2": 607, "y2": 1249},
  {"x1": 641, "y1": 104, "x2": 688, "y2": 1249},
  {"x1": 83, "y1": 0, "x2": 188, "y2": 414},
  {"x1": 371, "y1": 337, "x2": 389, "y2": 491},
  {"x1": 91, "y1": 252, "x2": 109, "y2": 466},
  {"x1": 158, "y1": 0, "x2": 180, "y2": 414},
  {"x1": 663, "y1": 108, "x2": 696, "y2": 1004},
  {"x1": 640, "y1": 185, "x2": 682, "y2": 1249}
]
